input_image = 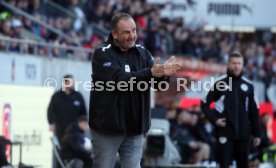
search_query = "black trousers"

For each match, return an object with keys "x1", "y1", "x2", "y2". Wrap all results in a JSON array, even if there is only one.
[{"x1": 216, "y1": 138, "x2": 249, "y2": 168}]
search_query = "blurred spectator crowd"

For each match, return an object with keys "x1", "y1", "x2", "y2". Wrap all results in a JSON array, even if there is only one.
[{"x1": 0, "y1": 0, "x2": 276, "y2": 84}]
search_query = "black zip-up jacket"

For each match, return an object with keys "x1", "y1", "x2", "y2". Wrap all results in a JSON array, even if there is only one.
[
  {"x1": 201, "y1": 73, "x2": 261, "y2": 140},
  {"x1": 47, "y1": 90, "x2": 87, "y2": 141},
  {"x1": 89, "y1": 35, "x2": 164, "y2": 136}
]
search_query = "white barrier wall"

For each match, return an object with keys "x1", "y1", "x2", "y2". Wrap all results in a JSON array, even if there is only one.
[
  {"x1": 0, "y1": 52, "x2": 92, "y2": 110},
  {"x1": 0, "y1": 53, "x2": 42, "y2": 85},
  {"x1": 0, "y1": 84, "x2": 54, "y2": 167}
]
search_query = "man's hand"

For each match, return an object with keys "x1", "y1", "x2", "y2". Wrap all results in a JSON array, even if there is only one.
[
  {"x1": 253, "y1": 137, "x2": 261, "y2": 147},
  {"x1": 151, "y1": 57, "x2": 164, "y2": 77},
  {"x1": 188, "y1": 141, "x2": 200, "y2": 149},
  {"x1": 163, "y1": 56, "x2": 181, "y2": 76},
  {"x1": 215, "y1": 118, "x2": 226, "y2": 127},
  {"x1": 49, "y1": 124, "x2": 55, "y2": 132}
]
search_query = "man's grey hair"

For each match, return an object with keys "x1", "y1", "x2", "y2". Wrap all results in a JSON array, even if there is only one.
[{"x1": 111, "y1": 13, "x2": 133, "y2": 31}]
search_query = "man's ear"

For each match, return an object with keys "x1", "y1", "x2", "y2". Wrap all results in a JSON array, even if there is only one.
[{"x1": 112, "y1": 31, "x2": 117, "y2": 40}]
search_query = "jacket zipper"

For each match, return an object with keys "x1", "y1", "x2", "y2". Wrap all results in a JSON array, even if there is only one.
[
  {"x1": 124, "y1": 51, "x2": 127, "y2": 63},
  {"x1": 123, "y1": 51, "x2": 127, "y2": 135},
  {"x1": 125, "y1": 49, "x2": 146, "y2": 134},
  {"x1": 234, "y1": 83, "x2": 239, "y2": 139}
]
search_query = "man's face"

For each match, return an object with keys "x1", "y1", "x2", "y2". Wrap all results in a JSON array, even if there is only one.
[
  {"x1": 112, "y1": 18, "x2": 137, "y2": 50},
  {"x1": 63, "y1": 78, "x2": 74, "y2": 90},
  {"x1": 227, "y1": 57, "x2": 243, "y2": 77},
  {"x1": 79, "y1": 121, "x2": 89, "y2": 132}
]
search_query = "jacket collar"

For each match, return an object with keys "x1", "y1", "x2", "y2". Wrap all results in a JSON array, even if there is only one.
[{"x1": 227, "y1": 69, "x2": 243, "y2": 80}]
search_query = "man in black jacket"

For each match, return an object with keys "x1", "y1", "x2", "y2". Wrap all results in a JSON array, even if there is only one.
[
  {"x1": 47, "y1": 74, "x2": 87, "y2": 142},
  {"x1": 89, "y1": 13, "x2": 180, "y2": 168},
  {"x1": 47, "y1": 75, "x2": 87, "y2": 168},
  {"x1": 201, "y1": 52, "x2": 261, "y2": 168}
]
